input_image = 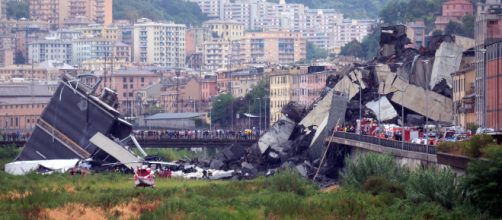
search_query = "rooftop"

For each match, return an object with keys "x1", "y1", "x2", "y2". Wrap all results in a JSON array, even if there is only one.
[{"x1": 145, "y1": 112, "x2": 205, "y2": 120}]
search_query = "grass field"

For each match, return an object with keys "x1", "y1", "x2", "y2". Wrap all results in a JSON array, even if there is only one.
[{"x1": 0, "y1": 147, "x2": 489, "y2": 220}]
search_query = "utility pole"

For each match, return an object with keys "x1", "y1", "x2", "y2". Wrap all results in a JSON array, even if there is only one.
[{"x1": 175, "y1": 69, "x2": 180, "y2": 113}]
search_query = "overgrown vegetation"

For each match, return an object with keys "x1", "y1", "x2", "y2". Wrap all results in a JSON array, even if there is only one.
[
  {"x1": 339, "y1": 26, "x2": 380, "y2": 60},
  {"x1": 143, "y1": 148, "x2": 195, "y2": 161},
  {"x1": 113, "y1": 0, "x2": 208, "y2": 25},
  {"x1": 438, "y1": 134, "x2": 497, "y2": 158},
  {"x1": 341, "y1": 152, "x2": 501, "y2": 218}
]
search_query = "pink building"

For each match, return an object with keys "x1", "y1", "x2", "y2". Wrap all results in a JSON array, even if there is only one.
[
  {"x1": 442, "y1": 0, "x2": 473, "y2": 19},
  {"x1": 94, "y1": 68, "x2": 162, "y2": 114},
  {"x1": 297, "y1": 72, "x2": 329, "y2": 107},
  {"x1": 200, "y1": 77, "x2": 217, "y2": 101},
  {"x1": 435, "y1": 0, "x2": 474, "y2": 30}
]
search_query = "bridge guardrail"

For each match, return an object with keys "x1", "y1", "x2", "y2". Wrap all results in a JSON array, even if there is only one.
[{"x1": 333, "y1": 132, "x2": 437, "y2": 155}]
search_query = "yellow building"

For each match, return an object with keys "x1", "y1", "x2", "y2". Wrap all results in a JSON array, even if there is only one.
[
  {"x1": 77, "y1": 24, "x2": 122, "y2": 41},
  {"x1": 268, "y1": 67, "x2": 305, "y2": 124},
  {"x1": 241, "y1": 31, "x2": 306, "y2": 65},
  {"x1": 452, "y1": 51, "x2": 477, "y2": 129},
  {"x1": 202, "y1": 19, "x2": 245, "y2": 41}
]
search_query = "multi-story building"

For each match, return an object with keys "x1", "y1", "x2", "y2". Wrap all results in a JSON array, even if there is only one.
[
  {"x1": 186, "y1": 27, "x2": 210, "y2": 56},
  {"x1": 189, "y1": 0, "x2": 228, "y2": 19},
  {"x1": 200, "y1": 76, "x2": 217, "y2": 101},
  {"x1": 229, "y1": 67, "x2": 264, "y2": 97},
  {"x1": 29, "y1": 0, "x2": 70, "y2": 29},
  {"x1": 0, "y1": 34, "x2": 14, "y2": 67},
  {"x1": 268, "y1": 66, "x2": 336, "y2": 124},
  {"x1": 0, "y1": 60, "x2": 74, "y2": 83},
  {"x1": 241, "y1": 31, "x2": 306, "y2": 64},
  {"x1": 485, "y1": 41, "x2": 502, "y2": 131},
  {"x1": 406, "y1": 20, "x2": 426, "y2": 49},
  {"x1": 12, "y1": 20, "x2": 51, "y2": 61},
  {"x1": 68, "y1": 0, "x2": 113, "y2": 25},
  {"x1": 160, "y1": 77, "x2": 202, "y2": 113},
  {"x1": 203, "y1": 39, "x2": 232, "y2": 71},
  {"x1": 452, "y1": 50, "x2": 476, "y2": 129},
  {"x1": 88, "y1": 68, "x2": 162, "y2": 114},
  {"x1": 133, "y1": 19, "x2": 186, "y2": 68},
  {"x1": 71, "y1": 38, "x2": 130, "y2": 66},
  {"x1": 203, "y1": 19, "x2": 245, "y2": 41},
  {"x1": 28, "y1": 39, "x2": 72, "y2": 64},
  {"x1": 435, "y1": 0, "x2": 474, "y2": 30},
  {"x1": 330, "y1": 19, "x2": 375, "y2": 53},
  {"x1": 0, "y1": 0, "x2": 6, "y2": 20},
  {"x1": 474, "y1": 0, "x2": 502, "y2": 127},
  {"x1": 0, "y1": 83, "x2": 55, "y2": 132},
  {"x1": 75, "y1": 24, "x2": 122, "y2": 40}
]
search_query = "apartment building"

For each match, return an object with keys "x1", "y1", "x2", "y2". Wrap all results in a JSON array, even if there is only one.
[
  {"x1": 474, "y1": 0, "x2": 502, "y2": 127},
  {"x1": 241, "y1": 31, "x2": 306, "y2": 64},
  {"x1": 203, "y1": 19, "x2": 245, "y2": 41},
  {"x1": 330, "y1": 19, "x2": 375, "y2": 53},
  {"x1": 485, "y1": 41, "x2": 502, "y2": 131},
  {"x1": 29, "y1": 0, "x2": 70, "y2": 29},
  {"x1": 160, "y1": 77, "x2": 202, "y2": 113},
  {"x1": 69, "y1": 0, "x2": 113, "y2": 25},
  {"x1": 0, "y1": 60, "x2": 74, "y2": 82},
  {"x1": 435, "y1": 0, "x2": 474, "y2": 30},
  {"x1": 28, "y1": 39, "x2": 72, "y2": 64},
  {"x1": 0, "y1": 0, "x2": 6, "y2": 20},
  {"x1": 72, "y1": 38, "x2": 130, "y2": 66},
  {"x1": 133, "y1": 19, "x2": 186, "y2": 68},
  {"x1": 200, "y1": 76, "x2": 217, "y2": 101},
  {"x1": 452, "y1": 51, "x2": 476, "y2": 129},
  {"x1": 0, "y1": 35, "x2": 14, "y2": 67},
  {"x1": 76, "y1": 24, "x2": 122, "y2": 40},
  {"x1": 406, "y1": 20, "x2": 426, "y2": 49}
]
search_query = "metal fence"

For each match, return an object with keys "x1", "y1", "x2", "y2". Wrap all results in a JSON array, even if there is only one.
[{"x1": 333, "y1": 132, "x2": 437, "y2": 155}]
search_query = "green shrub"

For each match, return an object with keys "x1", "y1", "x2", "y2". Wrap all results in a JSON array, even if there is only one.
[
  {"x1": 339, "y1": 153, "x2": 409, "y2": 188},
  {"x1": 464, "y1": 146, "x2": 502, "y2": 217},
  {"x1": 363, "y1": 176, "x2": 405, "y2": 198},
  {"x1": 406, "y1": 167, "x2": 462, "y2": 209},
  {"x1": 466, "y1": 135, "x2": 493, "y2": 158},
  {"x1": 264, "y1": 169, "x2": 314, "y2": 196},
  {"x1": 0, "y1": 146, "x2": 20, "y2": 160}
]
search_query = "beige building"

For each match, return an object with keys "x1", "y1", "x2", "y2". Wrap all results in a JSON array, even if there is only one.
[
  {"x1": 160, "y1": 77, "x2": 202, "y2": 113},
  {"x1": 203, "y1": 19, "x2": 245, "y2": 41},
  {"x1": 269, "y1": 69, "x2": 294, "y2": 124},
  {"x1": 69, "y1": 0, "x2": 113, "y2": 25},
  {"x1": 241, "y1": 31, "x2": 306, "y2": 64},
  {"x1": 133, "y1": 19, "x2": 186, "y2": 68},
  {"x1": 29, "y1": 0, "x2": 70, "y2": 29},
  {"x1": 76, "y1": 24, "x2": 122, "y2": 40},
  {"x1": 452, "y1": 51, "x2": 477, "y2": 129}
]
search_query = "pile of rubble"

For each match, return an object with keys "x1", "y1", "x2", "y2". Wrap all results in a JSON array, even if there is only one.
[{"x1": 189, "y1": 25, "x2": 464, "y2": 182}]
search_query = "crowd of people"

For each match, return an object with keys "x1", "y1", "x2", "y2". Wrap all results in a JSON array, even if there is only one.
[
  {"x1": 0, "y1": 131, "x2": 31, "y2": 142},
  {"x1": 134, "y1": 128, "x2": 263, "y2": 140}
]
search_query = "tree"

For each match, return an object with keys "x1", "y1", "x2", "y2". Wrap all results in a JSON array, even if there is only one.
[
  {"x1": 211, "y1": 93, "x2": 234, "y2": 128},
  {"x1": 462, "y1": 15, "x2": 475, "y2": 38},
  {"x1": 113, "y1": 0, "x2": 208, "y2": 25},
  {"x1": 306, "y1": 41, "x2": 328, "y2": 62},
  {"x1": 6, "y1": 0, "x2": 29, "y2": 19},
  {"x1": 444, "y1": 21, "x2": 466, "y2": 36},
  {"x1": 463, "y1": 147, "x2": 502, "y2": 217},
  {"x1": 340, "y1": 40, "x2": 365, "y2": 58}
]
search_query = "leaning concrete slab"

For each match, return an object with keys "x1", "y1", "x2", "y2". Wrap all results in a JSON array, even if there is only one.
[{"x1": 430, "y1": 42, "x2": 463, "y2": 88}]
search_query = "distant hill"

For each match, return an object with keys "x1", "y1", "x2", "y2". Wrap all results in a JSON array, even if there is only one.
[
  {"x1": 113, "y1": 0, "x2": 208, "y2": 26},
  {"x1": 269, "y1": 0, "x2": 393, "y2": 18}
]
